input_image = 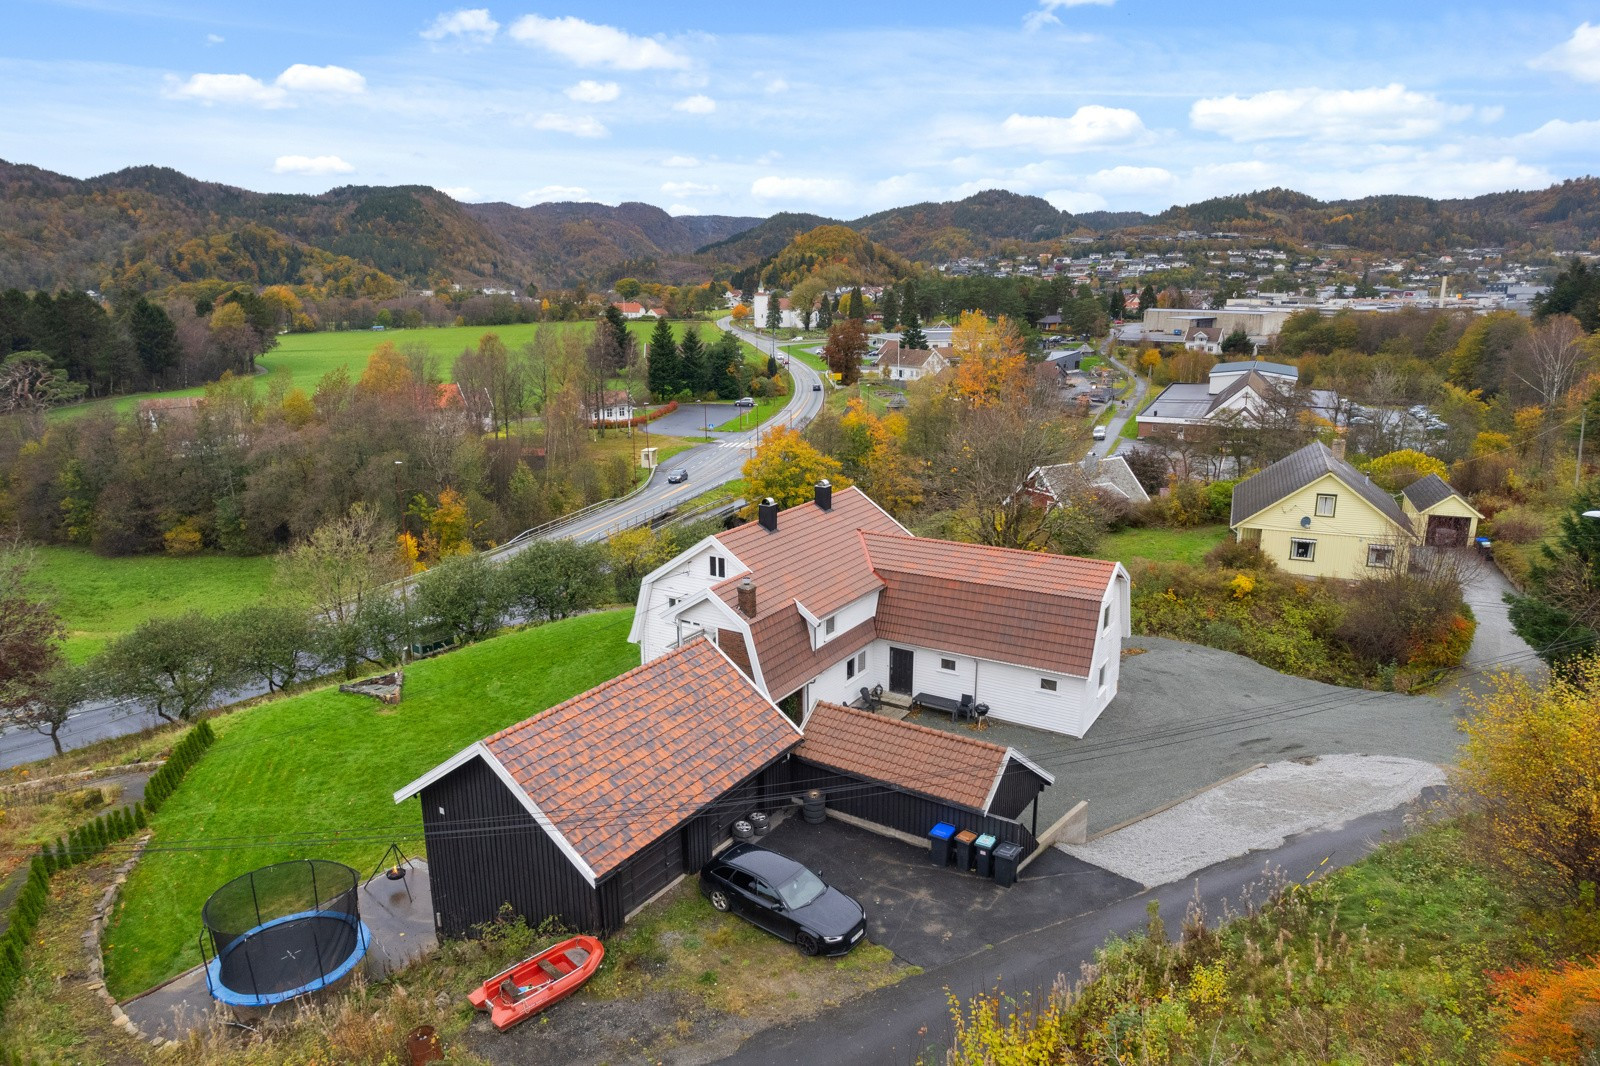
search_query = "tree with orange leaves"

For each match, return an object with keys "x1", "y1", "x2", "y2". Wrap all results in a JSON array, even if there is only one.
[
  {"x1": 357, "y1": 342, "x2": 415, "y2": 396},
  {"x1": 1492, "y1": 958, "x2": 1600, "y2": 1065},
  {"x1": 946, "y1": 310, "x2": 1028, "y2": 406}
]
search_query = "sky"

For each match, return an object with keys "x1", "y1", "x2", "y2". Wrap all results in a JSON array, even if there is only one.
[{"x1": 3, "y1": 0, "x2": 1599, "y2": 219}]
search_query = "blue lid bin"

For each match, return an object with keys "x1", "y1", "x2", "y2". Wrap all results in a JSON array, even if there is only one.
[
  {"x1": 974, "y1": 834, "x2": 998, "y2": 878},
  {"x1": 928, "y1": 822, "x2": 956, "y2": 867}
]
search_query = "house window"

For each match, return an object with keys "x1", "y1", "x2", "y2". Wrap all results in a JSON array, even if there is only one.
[
  {"x1": 667, "y1": 597, "x2": 678, "y2": 608},
  {"x1": 846, "y1": 657, "x2": 856, "y2": 679},
  {"x1": 708, "y1": 555, "x2": 726, "y2": 578},
  {"x1": 1367, "y1": 544, "x2": 1396, "y2": 568},
  {"x1": 1289, "y1": 538, "x2": 1316, "y2": 561},
  {"x1": 940, "y1": 657, "x2": 957, "y2": 672},
  {"x1": 856, "y1": 651, "x2": 866, "y2": 673},
  {"x1": 1097, "y1": 664, "x2": 1107, "y2": 689},
  {"x1": 1315, "y1": 494, "x2": 1337, "y2": 518},
  {"x1": 823, "y1": 616, "x2": 836, "y2": 636},
  {"x1": 1102, "y1": 604, "x2": 1111, "y2": 629},
  {"x1": 1040, "y1": 678, "x2": 1057, "y2": 692}
]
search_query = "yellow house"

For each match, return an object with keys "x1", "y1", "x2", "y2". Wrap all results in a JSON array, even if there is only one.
[
  {"x1": 1229, "y1": 442, "x2": 1417, "y2": 579},
  {"x1": 1401, "y1": 473, "x2": 1484, "y2": 547}
]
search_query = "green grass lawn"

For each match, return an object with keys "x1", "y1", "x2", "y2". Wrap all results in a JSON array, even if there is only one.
[
  {"x1": 54, "y1": 320, "x2": 769, "y2": 421},
  {"x1": 712, "y1": 384, "x2": 790, "y2": 432},
  {"x1": 1093, "y1": 524, "x2": 1230, "y2": 566},
  {"x1": 103, "y1": 608, "x2": 640, "y2": 997},
  {"x1": 1119, "y1": 382, "x2": 1159, "y2": 439},
  {"x1": 782, "y1": 341, "x2": 829, "y2": 373},
  {"x1": 30, "y1": 547, "x2": 277, "y2": 663}
]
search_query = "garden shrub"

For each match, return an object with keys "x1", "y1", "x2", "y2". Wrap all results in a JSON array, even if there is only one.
[{"x1": 1491, "y1": 958, "x2": 1600, "y2": 1065}]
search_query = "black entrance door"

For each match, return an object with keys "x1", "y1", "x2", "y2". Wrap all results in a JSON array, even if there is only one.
[{"x1": 889, "y1": 647, "x2": 914, "y2": 695}]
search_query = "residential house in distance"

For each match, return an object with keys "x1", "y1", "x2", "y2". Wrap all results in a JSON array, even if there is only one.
[
  {"x1": 137, "y1": 396, "x2": 204, "y2": 431},
  {"x1": 751, "y1": 290, "x2": 805, "y2": 330},
  {"x1": 610, "y1": 302, "x2": 659, "y2": 320},
  {"x1": 1136, "y1": 361, "x2": 1338, "y2": 438},
  {"x1": 1026, "y1": 455, "x2": 1151, "y2": 508},
  {"x1": 875, "y1": 339, "x2": 950, "y2": 382},
  {"x1": 1229, "y1": 441, "x2": 1476, "y2": 578},
  {"x1": 629, "y1": 484, "x2": 1130, "y2": 738},
  {"x1": 583, "y1": 390, "x2": 636, "y2": 425},
  {"x1": 1183, "y1": 325, "x2": 1225, "y2": 354},
  {"x1": 1401, "y1": 473, "x2": 1484, "y2": 547}
]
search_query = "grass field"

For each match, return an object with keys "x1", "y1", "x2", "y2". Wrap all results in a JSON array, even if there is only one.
[
  {"x1": 103, "y1": 608, "x2": 640, "y2": 997},
  {"x1": 712, "y1": 384, "x2": 790, "y2": 432},
  {"x1": 782, "y1": 341, "x2": 829, "y2": 373},
  {"x1": 53, "y1": 320, "x2": 769, "y2": 421},
  {"x1": 1119, "y1": 381, "x2": 1159, "y2": 439},
  {"x1": 1093, "y1": 524, "x2": 1230, "y2": 566},
  {"x1": 30, "y1": 547, "x2": 277, "y2": 663}
]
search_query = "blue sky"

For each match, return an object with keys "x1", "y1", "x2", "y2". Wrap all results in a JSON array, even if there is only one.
[{"x1": 4, "y1": 0, "x2": 1599, "y2": 218}]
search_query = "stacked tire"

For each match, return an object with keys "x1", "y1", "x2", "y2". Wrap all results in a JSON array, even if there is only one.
[
  {"x1": 731, "y1": 819, "x2": 755, "y2": 841},
  {"x1": 802, "y1": 789, "x2": 826, "y2": 825},
  {"x1": 748, "y1": 811, "x2": 770, "y2": 836}
]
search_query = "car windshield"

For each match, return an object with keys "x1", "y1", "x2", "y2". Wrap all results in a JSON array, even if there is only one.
[{"x1": 775, "y1": 868, "x2": 826, "y2": 910}]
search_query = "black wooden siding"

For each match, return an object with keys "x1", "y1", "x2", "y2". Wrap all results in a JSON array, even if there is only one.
[
  {"x1": 419, "y1": 754, "x2": 796, "y2": 939},
  {"x1": 790, "y1": 758, "x2": 1039, "y2": 853},
  {"x1": 420, "y1": 756, "x2": 601, "y2": 939},
  {"x1": 988, "y1": 759, "x2": 1048, "y2": 821}
]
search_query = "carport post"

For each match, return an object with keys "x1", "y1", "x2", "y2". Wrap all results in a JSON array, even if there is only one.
[{"x1": 1031, "y1": 796, "x2": 1038, "y2": 839}]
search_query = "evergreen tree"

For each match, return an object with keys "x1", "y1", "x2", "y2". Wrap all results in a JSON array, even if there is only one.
[
  {"x1": 710, "y1": 331, "x2": 744, "y2": 399},
  {"x1": 766, "y1": 354, "x2": 779, "y2": 378},
  {"x1": 645, "y1": 317, "x2": 680, "y2": 398},
  {"x1": 880, "y1": 288, "x2": 900, "y2": 331},
  {"x1": 1108, "y1": 288, "x2": 1126, "y2": 319},
  {"x1": 900, "y1": 306, "x2": 928, "y2": 351},
  {"x1": 125, "y1": 297, "x2": 180, "y2": 381},
  {"x1": 765, "y1": 293, "x2": 782, "y2": 331},
  {"x1": 678, "y1": 327, "x2": 708, "y2": 397},
  {"x1": 1354, "y1": 270, "x2": 1378, "y2": 298},
  {"x1": 1139, "y1": 283, "x2": 1158, "y2": 316},
  {"x1": 848, "y1": 285, "x2": 865, "y2": 321},
  {"x1": 818, "y1": 294, "x2": 834, "y2": 330}
]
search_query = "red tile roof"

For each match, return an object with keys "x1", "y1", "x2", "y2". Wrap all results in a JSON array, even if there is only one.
[
  {"x1": 480, "y1": 638, "x2": 798, "y2": 880},
  {"x1": 863, "y1": 532, "x2": 1116, "y2": 677},
  {"x1": 798, "y1": 702, "x2": 1011, "y2": 812}
]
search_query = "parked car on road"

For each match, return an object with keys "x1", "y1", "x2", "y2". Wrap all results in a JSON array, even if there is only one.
[
  {"x1": 1092, "y1": 425, "x2": 1108, "y2": 441},
  {"x1": 666, "y1": 468, "x2": 689, "y2": 484},
  {"x1": 700, "y1": 843, "x2": 866, "y2": 956},
  {"x1": 735, "y1": 397, "x2": 756, "y2": 407}
]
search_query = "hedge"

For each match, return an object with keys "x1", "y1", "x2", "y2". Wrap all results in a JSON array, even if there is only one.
[{"x1": 0, "y1": 719, "x2": 216, "y2": 1016}]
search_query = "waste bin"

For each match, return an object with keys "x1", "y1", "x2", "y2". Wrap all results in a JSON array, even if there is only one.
[
  {"x1": 953, "y1": 829, "x2": 979, "y2": 871},
  {"x1": 974, "y1": 834, "x2": 997, "y2": 878},
  {"x1": 992, "y1": 841, "x2": 1024, "y2": 887},
  {"x1": 927, "y1": 822, "x2": 956, "y2": 867}
]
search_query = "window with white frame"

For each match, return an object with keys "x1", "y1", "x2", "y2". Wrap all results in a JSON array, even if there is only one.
[
  {"x1": 846, "y1": 656, "x2": 856, "y2": 679},
  {"x1": 1367, "y1": 544, "x2": 1396, "y2": 568},
  {"x1": 1289, "y1": 538, "x2": 1316, "y2": 561},
  {"x1": 1040, "y1": 678, "x2": 1057, "y2": 692},
  {"x1": 708, "y1": 555, "x2": 726, "y2": 578},
  {"x1": 1097, "y1": 663, "x2": 1107, "y2": 689},
  {"x1": 823, "y1": 615, "x2": 836, "y2": 636},
  {"x1": 940, "y1": 657, "x2": 956, "y2": 671},
  {"x1": 1102, "y1": 603, "x2": 1111, "y2": 629},
  {"x1": 1315, "y1": 493, "x2": 1337, "y2": 517}
]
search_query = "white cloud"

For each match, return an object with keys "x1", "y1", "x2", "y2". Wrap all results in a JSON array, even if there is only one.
[
  {"x1": 765, "y1": 78, "x2": 788, "y2": 93},
  {"x1": 661, "y1": 155, "x2": 700, "y2": 168},
  {"x1": 1531, "y1": 22, "x2": 1600, "y2": 83},
  {"x1": 438, "y1": 185, "x2": 476, "y2": 200},
  {"x1": 421, "y1": 8, "x2": 500, "y2": 43},
  {"x1": 565, "y1": 79, "x2": 619, "y2": 102},
  {"x1": 1512, "y1": 118, "x2": 1600, "y2": 153},
  {"x1": 531, "y1": 113, "x2": 608, "y2": 138},
  {"x1": 507, "y1": 15, "x2": 689, "y2": 71},
  {"x1": 1083, "y1": 165, "x2": 1174, "y2": 193},
  {"x1": 168, "y1": 73, "x2": 286, "y2": 107},
  {"x1": 205, "y1": 33, "x2": 224, "y2": 46},
  {"x1": 1190, "y1": 84, "x2": 1471, "y2": 142},
  {"x1": 1025, "y1": 0, "x2": 1114, "y2": 30},
  {"x1": 1042, "y1": 188, "x2": 1109, "y2": 212},
  {"x1": 272, "y1": 154, "x2": 354, "y2": 175},
  {"x1": 994, "y1": 105, "x2": 1147, "y2": 152},
  {"x1": 672, "y1": 94, "x2": 716, "y2": 114},
  {"x1": 519, "y1": 184, "x2": 589, "y2": 204},
  {"x1": 667, "y1": 203, "x2": 701, "y2": 215},
  {"x1": 274, "y1": 64, "x2": 366, "y2": 94},
  {"x1": 750, "y1": 175, "x2": 852, "y2": 203},
  {"x1": 661, "y1": 181, "x2": 720, "y2": 197}
]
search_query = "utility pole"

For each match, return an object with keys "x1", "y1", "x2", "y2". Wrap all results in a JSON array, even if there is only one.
[{"x1": 1578, "y1": 407, "x2": 1588, "y2": 491}]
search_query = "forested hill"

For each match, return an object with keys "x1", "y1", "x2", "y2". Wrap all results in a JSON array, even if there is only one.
[
  {"x1": 0, "y1": 159, "x2": 760, "y2": 296},
  {"x1": 2, "y1": 156, "x2": 1598, "y2": 299}
]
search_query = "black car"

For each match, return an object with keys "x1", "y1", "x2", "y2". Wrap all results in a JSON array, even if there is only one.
[
  {"x1": 812, "y1": 383, "x2": 822, "y2": 391},
  {"x1": 666, "y1": 467, "x2": 689, "y2": 484},
  {"x1": 700, "y1": 843, "x2": 866, "y2": 956}
]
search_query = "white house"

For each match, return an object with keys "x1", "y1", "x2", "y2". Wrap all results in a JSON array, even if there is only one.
[
  {"x1": 628, "y1": 484, "x2": 1131, "y2": 738},
  {"x1": 583, "y1": 390, "x2": 636, "y2": 425},
  {"x1": 751, "y1": 290, "x2": 805, "y2": 330},
  {"x1": 875, "y1": 339, "x2": 950, "y2": 382}
]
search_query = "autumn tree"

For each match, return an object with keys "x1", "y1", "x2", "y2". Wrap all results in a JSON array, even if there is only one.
[
  {"x1": 947, "y1": 310, "x2": 1028, "y2": 406},
  {"x1": 839, "y1": 399, "x2": 923, "y2": 516},
  {"x1": 277, "y1": 503, "x2": 406, "y2": 626},
  {"x1": 741, "y1": 427, "x2": 847, "y2": 515},
  {"x1": 0, "y1": 546, "x2": 64, "y2": 721},
  {"x1": 824, "y1": 319, "x2": 868, "y2": 386},
  {"x1": 1138, "y1": 349, "x2": 1162, "y2": 377},
  {"x1": 7, "y1": 662, "x2": 90, "y2": 755},
  {"x1": 1365, "y1": 448, "x2": 1449, "y2": 492},
  {"x1": 1455, "y1": 654, "x2": 1600, "y2": 896},
  {"x1": 1169, "y1": 347, "x2": 1215, "y2": 384}
]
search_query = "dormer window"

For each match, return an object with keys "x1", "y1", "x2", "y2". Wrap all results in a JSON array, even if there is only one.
[
  {"x1": 708, "y1": 555, "x2": 726, "y2": 578},
  {"x1": 823, "y1": 616, "x2": 836, "y2": 637}
]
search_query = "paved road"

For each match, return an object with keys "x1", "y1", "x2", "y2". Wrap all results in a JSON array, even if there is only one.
[
  {"x1": 1090, "y1": 342, "x2": 1147, "y2": 458},
  {"x1": 719, "y1": 791, "x2": 1438, "y2": 1064}
]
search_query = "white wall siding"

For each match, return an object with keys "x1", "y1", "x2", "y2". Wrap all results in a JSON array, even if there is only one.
[
  {"x1": 874, "y1": 642, "x2": 1092, "y2": 737},
  {"x1": 638, "y1": 542, "x2": 748, "y2": 661},
  {"x1": 806, "y1": 642, "x2": 887, "y2": 710},
  {"x1": 812, "y1": 591, "x2": 879, "y2": 649}
]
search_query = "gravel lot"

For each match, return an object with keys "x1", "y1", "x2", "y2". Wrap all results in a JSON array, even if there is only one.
[{"x1": 1062, "y1": 754, "x2": 1446, "y2": 886}]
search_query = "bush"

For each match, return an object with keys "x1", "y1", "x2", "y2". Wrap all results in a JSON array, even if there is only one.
[
  {"x1": 1204, "y1": 538, "x2": 1274, "y2": 570},
  {"x1": 1492, "y1": 959, "x2": 1600, "y2": 1066}
]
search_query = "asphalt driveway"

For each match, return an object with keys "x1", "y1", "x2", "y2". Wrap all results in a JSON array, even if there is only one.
[{"x1": 911, "y1": 635, "x2": 1467, "y2": 834}]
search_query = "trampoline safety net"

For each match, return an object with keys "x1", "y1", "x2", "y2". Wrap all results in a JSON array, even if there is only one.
[{"x1": 202, "y1": 859, "x2": 363, "y2": 998}]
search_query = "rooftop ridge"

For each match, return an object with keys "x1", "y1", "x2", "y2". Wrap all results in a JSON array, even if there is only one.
[{"x1": 810, "y1": 701, "x2": 1009, "y2": 756}]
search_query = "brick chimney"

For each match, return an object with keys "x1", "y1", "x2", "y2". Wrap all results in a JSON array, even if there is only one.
[
  {"x1": 758, "y1": 497, "x2": 778, "y2": 532},
  {"x1": 1329, "y1": 437, "x2": 1347, "y2": 461},
  {"x1": 737, "y1": 577, "x2": 757, "y2": 617},
  {"x1": 814, "y1": 478, "x2": 833, "y2": 511}
]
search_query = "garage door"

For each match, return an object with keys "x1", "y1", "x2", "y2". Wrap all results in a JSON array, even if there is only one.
[{"x1": 617, "y1": 830, "x2": 686, "y2": 914}]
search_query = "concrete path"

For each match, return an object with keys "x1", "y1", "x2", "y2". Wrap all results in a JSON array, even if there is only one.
[
  {"x1": 1452, "y1": 556, "x2": 1547, "y2": 700},
  {"x1": 1063, "y1": 754, "x2": 1444, "y2": 887},
  {"x1": 1088, "y1": 348, "x2": 1147, "y2": 458}
]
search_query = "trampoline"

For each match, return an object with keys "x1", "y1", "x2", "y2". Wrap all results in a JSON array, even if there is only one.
[{"x1": 201, "y1": 859, "x2": 372, "y2": 1011}]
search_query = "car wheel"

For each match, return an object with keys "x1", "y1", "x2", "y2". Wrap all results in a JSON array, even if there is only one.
[
  {"x1": 796, "y1": 932, "x2": 821, "y2": 956},
  {"x1": 709, "y1": 889, "x2": 731, "y2": 912}
]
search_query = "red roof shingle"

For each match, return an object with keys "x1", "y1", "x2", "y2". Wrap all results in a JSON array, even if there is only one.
[
  {"x1": 480, "y1": 638, "x2": 798, "y2": 879},
  {"x1": 798, "y1": 702, "x2": 1011, "y2": 812}
]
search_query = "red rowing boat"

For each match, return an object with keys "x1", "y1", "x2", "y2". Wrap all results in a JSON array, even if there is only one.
[{"x1": 468, "y1": 934, "x2": 604, "y2": 1031}]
